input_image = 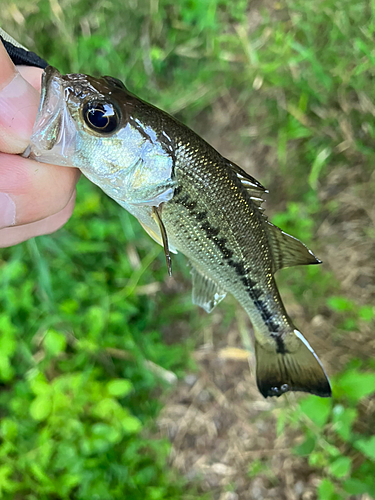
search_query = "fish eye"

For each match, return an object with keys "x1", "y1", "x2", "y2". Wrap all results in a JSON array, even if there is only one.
[{"x1": 83, "y1": 101, "x2": 119, "y2": 134}]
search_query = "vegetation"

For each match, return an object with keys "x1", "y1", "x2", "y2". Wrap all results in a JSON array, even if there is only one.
[{"x1": 1, "y1": 0, "x2": 374, "y2": 498}]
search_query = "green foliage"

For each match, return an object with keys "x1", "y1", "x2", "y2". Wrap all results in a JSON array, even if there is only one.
[
  {"x1": 299, "y1": 397, "x2": 331, "y2": 428},
  {"x1": 1, "y1": 0, "x2": 375, "y2": 497},
  {"x1": 279, "y1": 364, "x2": 375, "y2": 499},
  {"x1": 326, "y1": 297, "x2": 375, "y2": 332},
  {"x1": 318, "y1": 479, "x2": 338, "y2": 500},
  {"x1": 334, "y1": 368, "x2": 375, "y2": 402},
  {"x1": 0, "y1": 180, "x2": 201, "y2": 499}
]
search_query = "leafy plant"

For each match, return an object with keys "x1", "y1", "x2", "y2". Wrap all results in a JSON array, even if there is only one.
[
  {"x1": 277, "y1": 363, "x2": 375, "y2": 500},
  {"x1": 1, "y1": 0, "x2": 374, "y2": 498}
]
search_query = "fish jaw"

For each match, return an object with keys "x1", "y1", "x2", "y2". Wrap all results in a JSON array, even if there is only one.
[{"x1": 24, "y1": 66, "x2": 78, "y2": 167}]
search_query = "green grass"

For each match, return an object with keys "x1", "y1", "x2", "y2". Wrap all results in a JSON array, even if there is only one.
[
  {"x1": 1, "y1": 0, "x2": 375, "y2": 498},
  {"x1": 0, "y1": 179, "x2": 202, "y2": 499}
]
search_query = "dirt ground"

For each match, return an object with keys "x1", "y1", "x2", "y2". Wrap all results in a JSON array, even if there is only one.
[{"x1": 156, "y1": 69, "x2": 375, "y2": 499}]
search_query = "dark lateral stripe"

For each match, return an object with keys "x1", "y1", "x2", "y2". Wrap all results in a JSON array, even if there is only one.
[
  {"x1": 265, "y1": 318, "x2": 281, "y2": 332},
  {"x1": 240, "y1": 276, "x2": 257, "y2": 288},
  {"x1": 195, "y1": 211, "x2": 207, "y2": 221},
  {"x1": 174, "y1": 185, "x2": 183, "y2": 196},
  {"x1": 254, "y1": 300, "x2": 268, "y2": 320},
  {"x1": 253, "y1": 299, "x2": 280, "y2": 332},
  {"x1": 251, "y1": 287, "x2": 262, "y2": 300},
  {"x1": 174, "y1": 186, "x2": 279, "y2": 334},
  {"x1": 272, "y1": 334, "x2": 287, "y2": 354}
]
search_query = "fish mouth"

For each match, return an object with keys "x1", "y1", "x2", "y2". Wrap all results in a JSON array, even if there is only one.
[{"x1": 23, "y1": 66, "x2": 77, "y2": 166}]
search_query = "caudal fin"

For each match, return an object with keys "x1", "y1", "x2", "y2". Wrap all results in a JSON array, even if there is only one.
[{"x1": 255, "y1": 329, "x2": 331, "y2": 398}]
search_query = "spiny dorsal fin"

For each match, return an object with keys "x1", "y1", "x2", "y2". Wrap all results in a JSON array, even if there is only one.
[
  {"x1": 248, "y1": 195, "x2": 266, "y2": 211},
  {"x1": 189, "y1": 264, "x2": 227, "y2": 313},
  {"x1": 227, "y1": 160, "x2": 319, "y2": 270},
  {"x1": 227, "y1": 160, "x2": 268, "y2": 203},
  {"x1": 266, "y1": 221, "x2": 321, "y2": 272}
]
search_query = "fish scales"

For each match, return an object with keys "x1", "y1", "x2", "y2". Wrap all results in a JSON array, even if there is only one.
[
  {"x1": 25, "y1": 66, "x2": 331, "y2": 399},
  {"x1": 162, "y1": 137, "x2": 289, "y2": 338}
]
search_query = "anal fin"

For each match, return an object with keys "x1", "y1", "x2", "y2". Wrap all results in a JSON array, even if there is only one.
[{"x1": 190, "y1": 264, "x2": 227, "y2": 313}]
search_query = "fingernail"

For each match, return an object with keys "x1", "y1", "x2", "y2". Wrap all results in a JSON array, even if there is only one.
[
  {"x1": 0, "y1": 192, "x2": 16, "y2": 229},
  {"x1": 0, "y1": 72, "x2": 39, "y2": 151}
]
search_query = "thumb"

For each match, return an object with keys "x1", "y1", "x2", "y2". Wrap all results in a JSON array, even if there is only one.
[{"x1": 0, "y1": 42, "x2": 40, "y2": 154}]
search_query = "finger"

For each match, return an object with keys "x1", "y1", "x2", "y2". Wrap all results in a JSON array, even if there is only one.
[
  {"x1": 0, "y1": 153, "x2": 80, "y2": 228},
  {"x1": 0, "y1": 43, "x2": 40, "y2": 154},
  {"x1": 0, "y1": 190, "x2": 76, "y2": 248},
  {"x1": 18, "y1": 65, "x2": 43, "y2": 92}
]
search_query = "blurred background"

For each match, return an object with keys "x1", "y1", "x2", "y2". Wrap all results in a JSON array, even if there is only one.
[{"x1": 1, "y1": 0, "x2": 375, "y2": 499}]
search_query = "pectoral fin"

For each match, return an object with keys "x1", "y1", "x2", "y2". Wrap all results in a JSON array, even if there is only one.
[
  {"x1": 139, "y1": 221, "x2": 177, "y2": 254},
  {"x1": 152, "y1": 206, "x2": 172, "y2": 277},
  {"x1": 266, "y1": 222, "x2": 321, "y2": 272},
  {"x1": 190, "y1": 265, "x2": 227, "y2": 313},
  {"x1": 139, "y1": 221, "x2": 163, "y2": 247}
]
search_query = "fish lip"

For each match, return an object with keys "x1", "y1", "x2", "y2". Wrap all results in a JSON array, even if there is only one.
[
  {"x1": 39, "y1": 66, "x2": 61, "y2": 112},
  {"x1": 43, "y1": 65, "x2": 61, "y2": 87},
  {"x1": 35, "y1": 66, "x2": 64, "y2": 147},
  {"x1": 22, "y1": 66, "x2": 61, "y2": 160},
  {"x1": 25, "y1": 66, "x2": 77, "y2": 166}
]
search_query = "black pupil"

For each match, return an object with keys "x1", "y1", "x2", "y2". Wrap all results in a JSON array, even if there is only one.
[
  {"x1": 84, "y1": 102, "x2": 118, "y2": 133},
  {"x1": 89, "y1": 108, "x2": 109, "y2": 128}
]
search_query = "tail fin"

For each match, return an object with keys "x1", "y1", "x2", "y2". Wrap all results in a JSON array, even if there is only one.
[{"x1": 255, "y1": 329, "x2": 331, "y2": 398}]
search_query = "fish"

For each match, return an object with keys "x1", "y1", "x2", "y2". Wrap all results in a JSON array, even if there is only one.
[{"x1": 24, "y1": 66, "x2": 331, "y2": 399}]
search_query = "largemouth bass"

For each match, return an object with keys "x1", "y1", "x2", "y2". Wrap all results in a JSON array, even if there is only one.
[{"x1": 25, "y1": 66, "x2": 331, "y2": 398}]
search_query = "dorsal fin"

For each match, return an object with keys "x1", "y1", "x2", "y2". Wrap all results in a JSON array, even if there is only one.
[
  {"x1": 266, "y1": 221, "x2": 321, "y2": 272},
  {"x1": 226, "y1": 160, "x2": 268, "y2": 204},
  {"x1": 226, "y1": 160, "x2": 320, "y2": 271}
]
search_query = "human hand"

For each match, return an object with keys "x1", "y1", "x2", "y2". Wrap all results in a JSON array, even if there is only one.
[{"x1": 0, "y1": 42, "x2": 80, "y2": 248}]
